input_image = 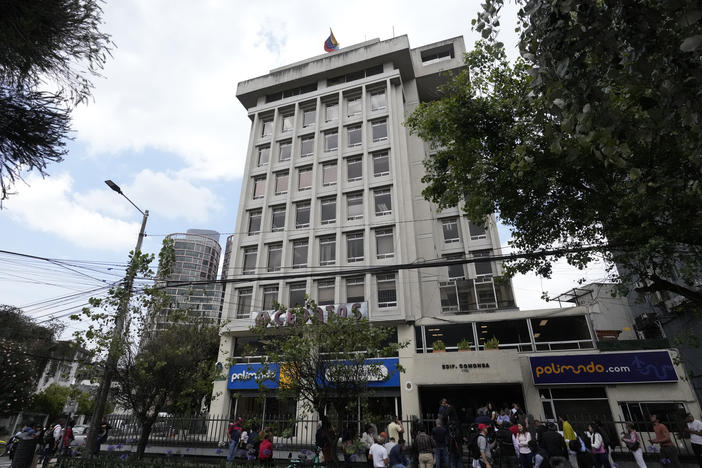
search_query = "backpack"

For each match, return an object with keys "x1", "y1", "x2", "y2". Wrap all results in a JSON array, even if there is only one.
[
  {"x1": 228, "y1": 423, "x2": 241, "y2": 440},
  {"x1": 468, "y1": 434, "x2": 482, "y2": 459},
  {"x1": 448, "y1": 434, "x2": 461, "y2": 455}
]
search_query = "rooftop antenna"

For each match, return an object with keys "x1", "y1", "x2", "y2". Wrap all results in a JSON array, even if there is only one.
[{"x1": 392, "y1": 26, "x2": 395, "y2": 38}]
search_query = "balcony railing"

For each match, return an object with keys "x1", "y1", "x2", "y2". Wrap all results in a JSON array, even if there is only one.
[{"x1": 597, "y1": 338, "x2": 670, "y2": 351}]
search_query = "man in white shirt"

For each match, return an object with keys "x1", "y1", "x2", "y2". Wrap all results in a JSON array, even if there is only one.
[
  {"x1": 53, "y1": 420, "x2": 64, "y2": 449},
  {"x1": 384, "y1": 437, "x2": 397, "y2": 454},
  {"x1": 369, "y1": 435, "x2": 389, "y2": 468},
  {"x1": 686, "y1": 413, "x2": 702, "y2": 468}
]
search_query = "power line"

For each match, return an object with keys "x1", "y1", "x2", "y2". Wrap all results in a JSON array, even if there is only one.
[{"x1": 160, "y1": 243, "x2": 614, "y2": 289}]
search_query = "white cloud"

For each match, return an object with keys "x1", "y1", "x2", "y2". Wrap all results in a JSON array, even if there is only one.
[
  {"x1": 499, "y1": 242, "x2": 613, "y2": 310},
  {"x1": 70, "y1": 0, "x2": 517, "y2": 181},
  {"x1": 127, "y1": 169, "x2": 222, "y2": 223},
  {"x1": 4, "y1": 173, "x2": 141, "y2": 252},
  {"x1": 5, "y1": 171, "x2": 221, "y2": 250}
]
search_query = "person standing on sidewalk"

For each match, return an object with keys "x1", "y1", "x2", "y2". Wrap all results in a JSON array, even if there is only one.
[
  {"x1": 432, "y1": 419, "x2": 450, "y2": 468},
  {"x1": 650, "y1": 414, "x2": 680, "y2": 468},
  {"x1": 621, "y1": 423, "x2": 646, "y2": 468},
  {"x1": 685, "y1": 413, "x2": 702, "y2": 468},
  {"x1": 414, "y1": 428, "x2": 435, "y2": 468}
]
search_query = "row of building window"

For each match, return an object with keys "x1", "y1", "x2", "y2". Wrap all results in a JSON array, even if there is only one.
[
  {"x1": 253, "y1": 152, "x2": 390, "y2": 199},
  {"x1": 259, "y1": 90, "x2": 387, "y2": 138},
  {"x1": 256, "y1": 120, "x2": 388, "y2": 168},
  {"x1": 416, "y1": 315, "x2": 593, "y2": 352},
  {"x1": 234, "y1": 273, "x2": 397, "y2": 318},
  {"x1": 242, "y1": 228, "x2": 395, "y2": 272},
  {"x1": 248, "y1": 190, "x2": 392, "y2": 233},
  {"x1": 441, "y1": 218, "x2": 487, "y2": 243}
]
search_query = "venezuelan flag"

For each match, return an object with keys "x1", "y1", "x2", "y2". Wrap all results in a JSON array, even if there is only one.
[{"x1": 324, "y1": 29, "x2": 339, "y2": 52}]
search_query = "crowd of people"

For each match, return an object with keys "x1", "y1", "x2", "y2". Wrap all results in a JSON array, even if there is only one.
[
  {"x1": 397, "y1": 399, "x2": 702, "y2": 468},
  {"x1": 226, "y1": 417, "x2": 275, "y2": 465},
  {"x1": 3, "y1": 418, "x2": 111, "y2": 465},
  {"x1": 224, "y1": 403, "x2": 702, "y2": 468},
  {"x1": 4, "y1": 419, "x2": 75, "y2": 466}
]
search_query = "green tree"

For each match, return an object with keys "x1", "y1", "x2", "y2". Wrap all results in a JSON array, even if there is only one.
[
  {"x1": 406, "y1": 0, "x2": 702, "y2": 303},
  {"x1": 0, "y1": 305, "x2": 63, "y2": 414},
  {"x1": 115, "y1": 320, "x2": 220, "y2": 459},
  {"x1": 30, "y1": 384, "x2": 112, "y2": 421},
  {"x1": 0, "y1": 0, "x2": 111, "y2": 202},
  {"x1": 74, "y1": 238, "x2": 221, "y2": 459},
  {"x1": 249, "y1": 300, "x2": 404, "y2": 467},
  {"x1": 0, "y1": 339, "x2": 37, "y2": 414},
  {"x1": 30, "y1": 384, "x2": 71, "y2": 420}
]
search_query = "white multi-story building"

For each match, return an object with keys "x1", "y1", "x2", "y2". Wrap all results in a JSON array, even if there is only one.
[
  {"x1": 210, "y1": 35, "x2": 699, "y2": 428},
  {"x1": 155, "y1": 229, "x2": 223, "y2": 329}
]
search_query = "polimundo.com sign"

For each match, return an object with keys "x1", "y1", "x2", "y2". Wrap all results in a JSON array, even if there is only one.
[{"x1": 529, "y1": 351, "x2": 677, "y2": 385}]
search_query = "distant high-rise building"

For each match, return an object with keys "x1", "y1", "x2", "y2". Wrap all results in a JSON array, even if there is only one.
[{"x1": 155, "y1": 229, "x2": 223, "y2": 328}]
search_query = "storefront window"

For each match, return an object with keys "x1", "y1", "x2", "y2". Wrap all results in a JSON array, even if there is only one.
[
  {"x1": 619, "y1": 401, "x2": 687, "y2": 432},
  {"x1": 531, "y1": 315, "x2": 594, "y2": 350},
  {"x1": 476, "y1": 320, "x2": 531, "y2": 351},
  {"x1": 540, "y1": 387, "x2": 612, "y2": 429},
  {"x1": 232, "y1": 336, "x2": 264, "y2": 360}
]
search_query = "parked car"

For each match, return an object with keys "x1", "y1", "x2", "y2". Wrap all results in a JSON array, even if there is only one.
[{"x1": 70, "y1": 425, "x2": 90, "y2": 449}]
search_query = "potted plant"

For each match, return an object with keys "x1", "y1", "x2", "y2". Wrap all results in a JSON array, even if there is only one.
[
  {"x1": 457, "y1": 338, "x2": 472, "y2": 351},
  {"x1": 432, "y1": 340, "x2": 446, "y2": 353},
  {"x1": 484, "y1": 336, "x2": 500, "y2": 350}
]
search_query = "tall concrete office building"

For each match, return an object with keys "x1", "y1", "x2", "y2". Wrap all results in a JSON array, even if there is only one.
[
  {"x1": 211, "y1": 35, "x2": 699, "y2": 423},
  {"x1": 155, "y1": 229, "x2": 223, "y2": 329}
]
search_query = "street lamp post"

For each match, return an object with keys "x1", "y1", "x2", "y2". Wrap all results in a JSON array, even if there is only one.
[{"x1": 86, "y1": 180, "x2": 149, "y2": 456}]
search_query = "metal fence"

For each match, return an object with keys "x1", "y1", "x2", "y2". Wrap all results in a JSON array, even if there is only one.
[{"x1": 104, "y1": 413, "x2": 698, "y2": 461}]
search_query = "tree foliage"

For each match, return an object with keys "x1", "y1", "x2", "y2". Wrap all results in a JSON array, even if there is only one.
[
  {"x1": 0, "y1": 305, "x2": 64, "y2": 414},
  {"x1": 249, "y1": 300, "x2": 404, "y2": 467},
  {"x1": 406, "y1": 0, "x2": 702, "y2": 303},
  {"x1": 73, "y1": 239, "x2": 222, "y2": 459},
  {"x1": 0, "y1": 339, "x2": 37, "y2": 414},
  {"x1": 115, "y1": 320, "x2": 220, "y2": 459},
  {"x1": 30, "y1": 383, "x2": 109, "y2": 421},
  {"x1": 0, "y1": 0, "x2": 111, "y2": 201}
]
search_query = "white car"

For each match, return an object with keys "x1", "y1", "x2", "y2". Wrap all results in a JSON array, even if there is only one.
[{"x1": 70, "y1": 425, "x2": 90, "y2": 449}]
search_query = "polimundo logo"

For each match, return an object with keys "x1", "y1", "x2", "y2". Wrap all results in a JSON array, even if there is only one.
[{"x1": 230, "y1": 370, "x2": 275, "y2": 383}]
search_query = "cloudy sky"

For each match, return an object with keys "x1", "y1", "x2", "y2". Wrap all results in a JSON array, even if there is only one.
[{"x1": 0, "y1": 0, "x2": 611, "y2": 334}]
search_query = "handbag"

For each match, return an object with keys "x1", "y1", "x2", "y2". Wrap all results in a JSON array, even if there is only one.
[{"x1": 627, "y1": 440, "x2": 640, "y2": 451}]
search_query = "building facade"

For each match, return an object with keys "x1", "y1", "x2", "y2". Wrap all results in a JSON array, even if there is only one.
[
  {"x1": 210, "y1": 36, "x2": 700, "y2": 429},
  {"x1": 156, "y1": 229, "x2": 223, "y2": 329}
]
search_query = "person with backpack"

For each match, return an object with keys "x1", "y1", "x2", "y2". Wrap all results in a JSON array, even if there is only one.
[
  {"x1": 61, "y1": 421, "x2": 74, "y2": 457},
  {"x1": 541, "y1": 422, "x2": 568, "y2": 459},
  {"x1": 226, "y1": 417, "x2": 243, "y2": 462},
  {"x1": 621, "y1": 422, "x2": 646, "y2": 468},
  {"x1": 258, "y1": 432, "x2": 273, "y2": 466},
  {"x1": 570, "y1": 435, "x2": 594, "y2": 468},
  {"x1": 448, "y1": 423, "x2": 464, "y2": 468},
  {"x1": 477, "y1": 423, "x2": 495, "y2": 468},
  {"x1": 586, "y1": 423, "x2": 611, "y2": 468},
  {"x1": 529, "y1": 440, "x2": 549, "y2": 468}
]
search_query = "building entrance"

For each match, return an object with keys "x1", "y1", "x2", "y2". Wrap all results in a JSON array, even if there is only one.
[{"x1": 418, "y1": 384, "x2": 524, "y2": 422}]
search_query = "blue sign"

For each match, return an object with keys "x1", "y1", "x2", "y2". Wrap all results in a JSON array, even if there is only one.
[
  {"x1": 228, "y1": 363, "x2": 280, "y2": 390},
  {"x1": 530, "y1": 351, "x2": 677, "y2": 385},
  {"x1": 227, "y1": 359, "x2": 400, "y2": 390}
]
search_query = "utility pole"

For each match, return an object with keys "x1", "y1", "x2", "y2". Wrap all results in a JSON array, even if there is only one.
[{"x1": 85, "y1": 180, "x2": 148, "y2": 456}]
